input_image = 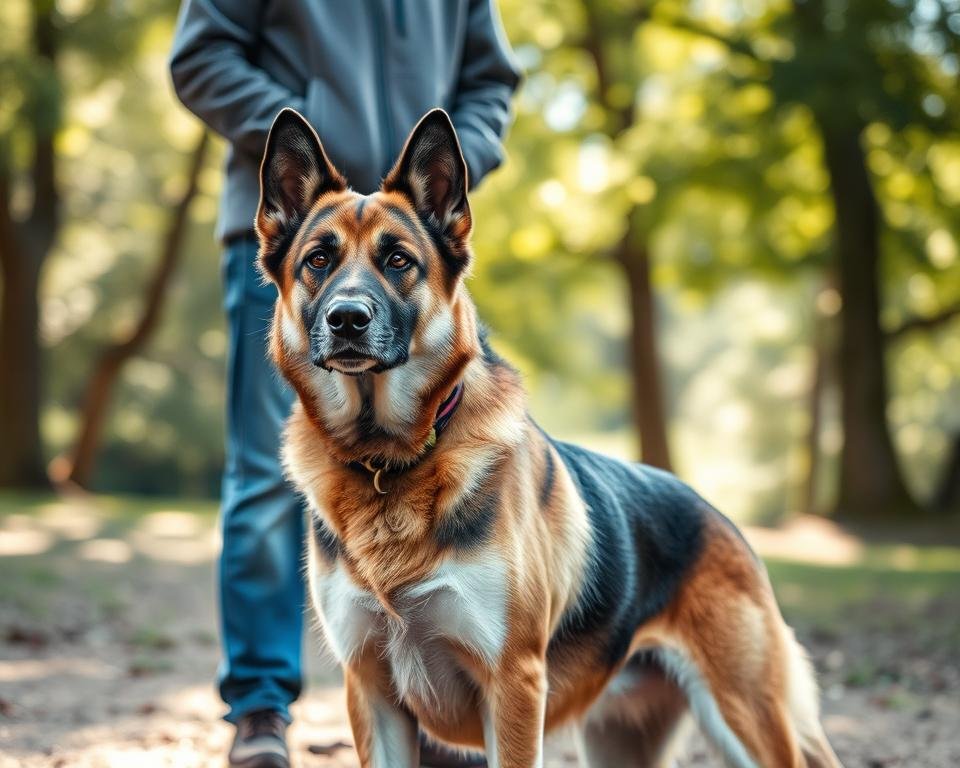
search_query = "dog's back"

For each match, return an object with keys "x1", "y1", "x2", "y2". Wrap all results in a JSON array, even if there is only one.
[{"x1": 546, "y1": 438, "x2": 708, "y2": 666}]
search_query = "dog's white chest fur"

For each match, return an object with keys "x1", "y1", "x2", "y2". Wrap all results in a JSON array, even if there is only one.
[{"x1": 311, "y1": 554, "x2": 509, "y2": 712}]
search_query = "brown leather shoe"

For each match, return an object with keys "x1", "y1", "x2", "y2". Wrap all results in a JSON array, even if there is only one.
[{"x1": 228, "y1": 709, "x2": 289, "y2": 768}]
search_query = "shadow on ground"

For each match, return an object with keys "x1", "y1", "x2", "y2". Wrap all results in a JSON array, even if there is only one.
[{"x1": 1, "y1": 493, "x2": 958, "y2": 767}]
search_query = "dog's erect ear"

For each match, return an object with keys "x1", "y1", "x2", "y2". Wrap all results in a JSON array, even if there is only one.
[
  {"x1": 256, "y1": 108, "x2": 346, "y2": 280},
  {"x1": 383, "y1": 109, "x2": 472, "y2": 265}
]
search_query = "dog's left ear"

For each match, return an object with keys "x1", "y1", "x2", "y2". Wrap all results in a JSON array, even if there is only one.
[
  {"x1": 383, "y1": 109, "x2": 472, "y2": 268},
  {"x1": 257, "y1": 108, "x2": 346, "y2": 281}
]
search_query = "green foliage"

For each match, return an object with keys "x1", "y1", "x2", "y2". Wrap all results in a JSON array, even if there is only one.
[
  {"x1": 3, "y1": 0, "x2": 958, "y2": 518},
  {"x1": 482, "y1": 0, "x2": 960, "y2": 510},
  {"x1": 0, "y1": 0, "x2": 225, "y2": 493}
]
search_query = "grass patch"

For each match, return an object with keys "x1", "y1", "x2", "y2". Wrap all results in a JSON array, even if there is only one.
[
  {"x1": 0, "y1": 564, "x2": 60, "y2": 618},
  {"x1": 766, "y1": 550, "x2": 960, "y2": 639},
  {"x1": 130, "y1": 626, "x2": 178, "y2": 651},
  {"x1": 0, "y1": 491, "x2": 218, "y2": 524}
]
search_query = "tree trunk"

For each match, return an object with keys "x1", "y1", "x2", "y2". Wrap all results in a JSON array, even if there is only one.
[
  {"x1": 800, "y1": 313, "x2": 827, "y2": 516},
  {"x1": 617, "y1": 217, "x2": 672, "y2": 471},
  {"x1": 0, "y1": 190, "x2": 47, "y2": 488},
  {"x1": 932, "y1": 433, "x2": 960, "y2": 515},
  {"x1": 61, "y1": 132, "x2": 209, "y2": 488},
  {"x1": 0, "y1": 1, "x2": 59, "y2": 489},
  {"x1": 817, "y1": 120, "x2": 918, "y2": 518},
  {"x1": 578, "y1": 2, "x2": 667, "y2": 467}
]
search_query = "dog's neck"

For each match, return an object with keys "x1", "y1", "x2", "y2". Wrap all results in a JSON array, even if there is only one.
[
  {"x1": 341, "y1": 370, "x2": 469, "y2": 466},
  {"x1": 293, "y1": 293, "x2": 491, "y2": 468}
]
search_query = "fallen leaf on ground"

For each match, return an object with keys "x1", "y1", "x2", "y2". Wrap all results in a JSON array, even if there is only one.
[{"x1": 307, "y1": 740, "x2": 352, "y2": 756}]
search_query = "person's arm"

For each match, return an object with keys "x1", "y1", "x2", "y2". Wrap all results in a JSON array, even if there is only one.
[
  {"x1": 451, "y1": 0, "x2": 522, "y2": 190},
  {"x1": 169, "y1": 0, "x2": 305, "y2": 156}
]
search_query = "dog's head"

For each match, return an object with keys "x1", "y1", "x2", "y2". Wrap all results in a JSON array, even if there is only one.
[{"x1": 256, "y1": 108, "x2": 477, "y2": 446}]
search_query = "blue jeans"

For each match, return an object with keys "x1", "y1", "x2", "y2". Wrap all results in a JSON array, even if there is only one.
[{"x1": 218, "y1": 234, "x2": 304, "y2": 723}]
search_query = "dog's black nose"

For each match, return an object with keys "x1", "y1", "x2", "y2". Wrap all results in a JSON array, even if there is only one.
[{"x1": 326, "y1": 300, "x2": 372, "y2": 339}]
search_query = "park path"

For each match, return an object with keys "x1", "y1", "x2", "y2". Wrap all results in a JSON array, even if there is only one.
[{"x1": 1, "y1": 496, "x2": 958, "y2": 767}]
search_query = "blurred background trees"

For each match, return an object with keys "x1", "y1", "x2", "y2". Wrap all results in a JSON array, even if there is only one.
[{"x1": 1, "y1": 0, "x2": 958, "y2": 523}]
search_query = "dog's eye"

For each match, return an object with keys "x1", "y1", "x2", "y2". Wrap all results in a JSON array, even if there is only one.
[
  {"x1": 386, "y1": 250, "x2": 411, "y2": 270},
  {"x1": 306, "y1": 249, "x2": 331, "y2": 270}
]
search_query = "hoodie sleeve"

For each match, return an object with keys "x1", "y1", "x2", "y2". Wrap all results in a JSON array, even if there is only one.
[
  {"x1": 168, "y1": 0, "x2": 305, "y2": 156},
  {"x1": 450, "y1": 0, "x2": 523, "y2": 190}
]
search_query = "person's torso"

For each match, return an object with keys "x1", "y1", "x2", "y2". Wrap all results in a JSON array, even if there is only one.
[{"x1": 250, "y1": 0, "x2": 470, "y2": 192}]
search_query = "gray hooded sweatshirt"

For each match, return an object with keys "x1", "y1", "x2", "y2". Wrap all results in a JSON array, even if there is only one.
[{"x1": 169, "y1": 0, "x2": 521, "y2": 241}]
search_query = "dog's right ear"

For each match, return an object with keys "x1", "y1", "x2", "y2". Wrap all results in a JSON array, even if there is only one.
[{"x1": 256, "y1": 109, "x2": 346, "y2": 281}]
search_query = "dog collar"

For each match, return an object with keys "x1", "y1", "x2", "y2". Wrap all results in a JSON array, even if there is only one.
[{"x1": 352, "y1": 382, "x2": 464, "y2": 494}]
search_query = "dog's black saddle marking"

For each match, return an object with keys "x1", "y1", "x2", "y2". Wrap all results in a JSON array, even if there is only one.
[{"x1": 547, "y1": 440, "x2": 707, "y2": 667}]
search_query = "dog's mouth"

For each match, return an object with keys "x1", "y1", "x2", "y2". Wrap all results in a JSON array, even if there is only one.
[
  {"x1": 314, "y1": 339, "x2": 410, "y2": 376},
  {"x1": 326, "y1": 355, "x2": 378, "y2": 375},
  {"x1": 320, "y1": 347, "x2": 403, "y2": 376}
]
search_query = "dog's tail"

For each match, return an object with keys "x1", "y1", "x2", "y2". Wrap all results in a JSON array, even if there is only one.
[{"x1": 783, "y1": 627, "x2": 844, "y2": 768}]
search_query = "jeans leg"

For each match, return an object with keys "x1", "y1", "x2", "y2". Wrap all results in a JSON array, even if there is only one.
[{"x1": 217, "y1": 235, "x2": 305, "y2": 724}]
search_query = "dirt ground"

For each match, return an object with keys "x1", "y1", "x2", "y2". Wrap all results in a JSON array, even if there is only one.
[{"x1": 1, "y1": 494, "x2": 959, "y2": 767}]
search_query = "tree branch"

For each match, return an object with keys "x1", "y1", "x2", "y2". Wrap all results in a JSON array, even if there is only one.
[
  {"x1": 662, "y1": 15, "x2": 763, "y2": 62},
  {"x1": 886, "y1": 303, "x2": 960, "y2": 340},
  {"x1": 61, "y1": 131, "x2": 210, "y2": 487},
  {"x1": 122, "y1": 130, "x2": 210, "y2": 354},
  {"x1": 580, "y1": 0, "x2": 647, "y2": 135}
]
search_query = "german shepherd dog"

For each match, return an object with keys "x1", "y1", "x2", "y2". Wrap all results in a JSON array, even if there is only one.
[{"x1": 254, "y1": 108, "x2": 842, "y2": 768}]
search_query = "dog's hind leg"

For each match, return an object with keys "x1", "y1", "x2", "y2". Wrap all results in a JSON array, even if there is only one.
[
  {"x1": 576, "y1": 655, "x2": 690, "y2": 768},
  {"x1": 654, "y1": 629, "x2": 843, "y2": 768},
  {"x1": 627, "y1": 510, "x2": 845, "y2": 768},
  {"x1": 651, "y1": 642, "x2": 788, "y2": 768}
]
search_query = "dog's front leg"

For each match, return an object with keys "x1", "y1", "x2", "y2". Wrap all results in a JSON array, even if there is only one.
[
  {"x1": 344, "y1": 659, "x2": 419, "y2": 768},
  {"x1": 483, "y1": 654, "x2": 547, "y2": 768}
]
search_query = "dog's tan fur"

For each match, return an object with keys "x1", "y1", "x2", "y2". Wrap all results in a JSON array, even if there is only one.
[{"x1": 255, "y1": 108, "x2": 842, "y2": 768}]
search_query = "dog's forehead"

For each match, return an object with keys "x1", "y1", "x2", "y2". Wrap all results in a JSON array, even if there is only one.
[{"x1": 296, "y1": 190, "x2": 426, "y2": 253}]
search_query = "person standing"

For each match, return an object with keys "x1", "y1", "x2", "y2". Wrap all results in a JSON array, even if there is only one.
[{"x1": 169, "y1": 2, "x2": 520, "y2": 766}]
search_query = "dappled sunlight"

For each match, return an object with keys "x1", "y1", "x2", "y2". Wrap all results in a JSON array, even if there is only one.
[
  {"x1": 744, "y1": 516, "x2": 864, "y2": 567},
  {"x1": 0, "y1": 656, "x2": 118, "y2": 684},
  {"x1": 138, "y1": 510, "x2": 205, "y2": 538},
  {"x1": 6, "y1": 678, "x2": 356, "y2": 768},
  {"x1": 129, "y1": 526, "x2": 219, "y2": 564},
  {"x1": 295, "y1": 686, "x2": 349, "y2": 726},
  {"x1": 560, "y1": 431, "x2": 634, "y2": 463},
  {"x1": 35, "y1": 501, "x2": 102, "y2": 540},
  {"x1": 664, "y1": 280, "x2": 814, "y2": 522},
  {"x1": 577, "y1": 141, "x2": 611, "y2": 193},
  {"x1": 681, "y1": 448, "x2": 786, "y2": 522},
  {"x1": 0, "y1": 515, "x2": 55, "y2": 556},
  {"x1": 156, "y1": 683, "x2": 225, "y2": 722},
  {"x1": 291, "y1": 687, "x2": 358, "y2": 762},
  {"x1": 27, "y1": 689, "x2": 233, "y2": 768},
  {"x1": 78, "y1": 537, "x2": 133, "y2": 564},
  {"x1": 3, "y1": 490, "x2": 959, "y2": 766},
  {"x1": 0, "y1": 528, "x2": 55, "y2": 556},
  {"x1": 51, "y1": 744, "x2": 211, "y2": 768},
  {"x1": 888, "y1": 546, "x2": 923, "y2": 571}
]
